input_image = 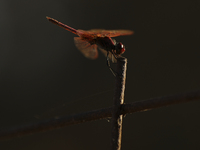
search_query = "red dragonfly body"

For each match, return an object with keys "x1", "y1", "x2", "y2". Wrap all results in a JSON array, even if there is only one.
[{"x1": 46, "y1": 17, "x2": 133, "y2": 62}]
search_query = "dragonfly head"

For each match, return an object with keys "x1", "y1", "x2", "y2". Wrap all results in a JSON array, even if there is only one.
[{"x1": 115, "y1": 42, "x2": 125, "y2": 55}]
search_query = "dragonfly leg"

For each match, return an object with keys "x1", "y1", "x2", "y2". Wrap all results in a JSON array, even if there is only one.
[
  {"x1": 111, "y1": 50, "x2": 118, "y2": 60},
  {"x1": 106, "y1": 51, "x2": 116, "y2": 77}
]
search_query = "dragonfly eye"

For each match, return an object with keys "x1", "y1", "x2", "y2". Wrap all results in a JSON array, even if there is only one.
[{"x1": 116, "y1": 42, "x2": 125, "y2": 55}]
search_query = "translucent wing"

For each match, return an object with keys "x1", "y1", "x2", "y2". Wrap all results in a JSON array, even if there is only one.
[
  {"x1": 77, "y1": 29, "x2": 134, "y2": 38},
  {"x1": 98, "y1": 48, "x2": 117, "y2": 63},
  {"x1": 74, "y1": 37, "x2": 98, "y2": 59}
]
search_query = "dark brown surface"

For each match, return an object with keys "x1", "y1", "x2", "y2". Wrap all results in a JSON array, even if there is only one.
[{"x1": 0, "y1": 0, "x2": 200, "y2": 150}]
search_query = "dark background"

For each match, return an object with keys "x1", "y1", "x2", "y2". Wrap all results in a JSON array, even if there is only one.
[{"x1": 0, "y1": 0, "x2": 200, "y2": 149}]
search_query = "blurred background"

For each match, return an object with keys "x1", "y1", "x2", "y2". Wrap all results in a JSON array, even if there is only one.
[{"x1": 0, "y1": 0, "x2": 200, "y2": 149}]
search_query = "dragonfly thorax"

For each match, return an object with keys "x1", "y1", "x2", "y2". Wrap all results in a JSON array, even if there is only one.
[{"x1": 95, "y1": 37, "x2": 125, "y2": 56}]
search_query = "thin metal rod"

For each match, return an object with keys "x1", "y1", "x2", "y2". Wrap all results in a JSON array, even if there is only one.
[
  {"x1": 110, "y1": 57, "x2": 127, "y2": 150},
  {"x1": 0, "y1": 90, "x2": 200, "y2": 140},
  {"x1": 121, "y1": 90, "x2": 200, "y2": 114}
]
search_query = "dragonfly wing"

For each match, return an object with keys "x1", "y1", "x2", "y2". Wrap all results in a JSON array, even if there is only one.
[
  {"x1": 74, "y1": 37, "x2": 98, "y2": 59},
  {"x1": 99, "y1": 48, "x2": 117, "y2": 63},
  {"x1": 88, "y1": 29, "x2": 134, "y2": 37}
]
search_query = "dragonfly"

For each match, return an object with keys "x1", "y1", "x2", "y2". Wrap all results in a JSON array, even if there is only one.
[{"x1": 46, "y1": 17, "x2": 133, "y2": 74}]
